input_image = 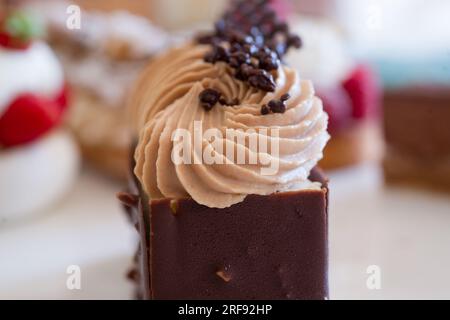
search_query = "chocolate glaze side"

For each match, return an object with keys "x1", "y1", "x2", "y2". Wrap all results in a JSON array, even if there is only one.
[
  {"x1": 121, "y1": 167, "x2": 329, "y2": 300},
  {"x1": 119, "y1": 155, "x2": 151, "y2": 299}
]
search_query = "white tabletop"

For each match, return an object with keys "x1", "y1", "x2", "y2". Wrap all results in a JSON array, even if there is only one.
[{"x1": 1, "y1": 164, "x2": 449, "y2": 300}]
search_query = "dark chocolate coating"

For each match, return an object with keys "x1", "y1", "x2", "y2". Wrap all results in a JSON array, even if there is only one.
[
  {"x1": 384, "y1": 86, "x2": 450, "y2": 159},
  {"x1": 383, "y1": 86, "x2": 450, "y2": 190},
  {"x1": 127, "y1": 168, "x2": 329, "y2": 300}
]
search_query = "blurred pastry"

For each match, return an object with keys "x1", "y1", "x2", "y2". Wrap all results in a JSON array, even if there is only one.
[
  {"x1": 26, "y1": 1, "x2": 170, "y2": 180},
  {"x1": 379, "y1": 55, "x2": 450, "y2": 191},
  {"x1": 148, "y1": 0, "x2": 291, "y2": 30},
  {"x1": 286, "y1": 15, "x2": 382, "y2": 169},
  {"x1": 0, "y1": 11, "x2": 79, "y2": 221},
  {"x1": 384, "y1": 86, "x2": 450, "y2": 191},
  {"x1": 327, "y1": 0, "x2": 450, "y2": 190},
  {"x1": 74, "y1": 0, "x2": 153, "y2": 19},
  {"x1": 148, "y1": 0, "x2": 227, "y2": 30}
]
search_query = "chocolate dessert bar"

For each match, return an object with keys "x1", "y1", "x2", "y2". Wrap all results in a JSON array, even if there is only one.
[
  {"x1": 122, "y1": 168, "x2": 329, "y2": 300},
  {"x1": 122, "y1": 0, "x2": 331, "y2": 300},
  {"x1": 384, "y1": 86, "x2": 450, "y2": 191}
]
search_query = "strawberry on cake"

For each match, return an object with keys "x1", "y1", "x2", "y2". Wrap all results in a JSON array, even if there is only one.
[{"x1": 0, "y1": 11, "x2": 79, "y2": 221}]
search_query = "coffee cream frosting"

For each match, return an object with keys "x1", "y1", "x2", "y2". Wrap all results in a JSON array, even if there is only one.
[{"x1": 130, "y1": 43, "x2": 330, "y2": 208}]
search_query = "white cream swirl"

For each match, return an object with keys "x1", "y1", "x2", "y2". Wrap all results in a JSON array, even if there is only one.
[
  {"x1": 130, "y1": 43, "x2": 329, "y2": 208},
  {"x1": 0, "y1": 42, "x2": 64, "y2": 117}
]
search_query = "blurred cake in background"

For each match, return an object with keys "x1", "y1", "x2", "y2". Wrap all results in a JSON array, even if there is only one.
[
  {"x1": 290, "y1": 0, "x2": 337, "y2": 17},
  {"x1": 148, "y1": 0, "x2": 227, "y2": 30},
  {"x1": 380, "y1": 53, "x2": 450, "y2": 191},
  {"x1": 75, "y1": 0, "x2": 153, "y2": 19},
  {"x1": 148, "y1": 0, "x2": 292, "y2": 31},
  {"x1": 0, "y1": 11, "x2": 79, "y2": 221},
  {"x1": 24, "y1": 1, "x2": 170, "y2": 180},
  {"x1": 383, "y1": 86, "x2": 450, "y2": 191},
  {"x1": 334, "y1": 0, "x2": 450, "y2": 191},
  {"x1": 286, "y1": 15, "x2": 382, "y2": 169}
]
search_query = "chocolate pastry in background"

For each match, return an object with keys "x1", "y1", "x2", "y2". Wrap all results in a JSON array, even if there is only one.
[
  {"x1": 384, "y1": 86, "x2": 450, "y2": 192},
  {"x1": 286, "y1": 15, "x2": 383, "y2": 170},
  {"x1": 371, "y1": 16, "x2": 450, "y2": 192},
  {"x1": 23, "y1": 0, "x2": 170, "y2": 180},
  {"x1": 122, "y1": 0, "x2": 330, "y2": 299}
]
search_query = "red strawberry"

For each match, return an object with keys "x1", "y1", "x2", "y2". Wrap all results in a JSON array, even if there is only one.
[
  {"x1": 0, "y1": 31, "x2": 31, "y2": 50},
  {"x1": 0, "y1": 94, "x2": 61, "y2": 148},
  {"x1": 53, "y1": 83, "x2": 70, "y2": 113},
  {"x1": 342, "y1": 64, "x2": 381, "y2": 119},
  {"x1": 0, "y1": 32, "x2": 12, "y2": 47},
  {"x1": 316, "y1": 85, "x2": 353, "y2": 134}
]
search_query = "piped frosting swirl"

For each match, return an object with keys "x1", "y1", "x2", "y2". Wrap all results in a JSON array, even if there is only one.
[{"x1": 130, "y1": 42, "x2": 329, "y2": 208}]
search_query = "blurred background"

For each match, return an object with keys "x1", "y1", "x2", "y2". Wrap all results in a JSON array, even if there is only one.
[{"x1": 0, "y1": 0, "x2": 449, "y2": 299}]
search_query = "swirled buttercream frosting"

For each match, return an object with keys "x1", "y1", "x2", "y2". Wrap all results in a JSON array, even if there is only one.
[{"x1": 129, "y1": 42, "x2": 330, "y2": 208}]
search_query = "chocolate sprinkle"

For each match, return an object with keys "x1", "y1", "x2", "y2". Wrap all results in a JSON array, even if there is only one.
[
  {"x1": 280, "y1": 93, "x2": 291, "y2": 102},
  {"x1": 268, "y1": 99, "x2": 286, "y2": 113},
  {"x1": 199, "y1": 89, "x2": 222, "y2": 111},
  {"x1": 235, "y1": 64, "x2": 256, "y2": 81},
  {"x1": 261, "y1": 94, "x2": 290, "y2": 115},
  {"x1": 198, "y1": 0, "x2": 302, "y2": 94},
  {"x1": 204, "y1": 45, "x2": 230, "y2": 64},
  {"x1": 229, "y1": 51, "x2": 251, "y2": 68},
  {"x1": 261, "y1": 104, "x2": 270, "y2": 115},
  {"x1": 248, "y1": 69, "x2": 276, "y2": 92},
  {"x1": 259, "y1": 55, "x2": 279, "y2": 71},
  {"x1": 288, "y1": 34, "x2": 302, "y2": 49}
]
